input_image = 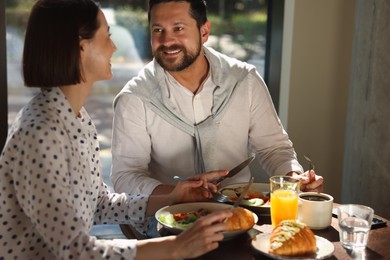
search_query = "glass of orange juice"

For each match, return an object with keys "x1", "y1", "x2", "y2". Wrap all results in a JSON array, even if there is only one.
[{"x1": 270, "y1": 176, "x2": 301, "y2": 227}]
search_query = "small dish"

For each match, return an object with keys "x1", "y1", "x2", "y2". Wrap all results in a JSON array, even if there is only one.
[
  {"x1": 251, "y1": 233, "x2": 334, "y2": 259},
  {"x1": 219, "y1": 183, "x2": 270, "y2": 214},
  {"x1": 155, "y1": 202, "x2": 258, "y2": 240}
]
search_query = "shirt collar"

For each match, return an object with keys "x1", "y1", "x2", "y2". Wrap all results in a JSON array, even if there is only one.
[{"x1": 163, "y1": 66, "x2": 213, "y2": 96}]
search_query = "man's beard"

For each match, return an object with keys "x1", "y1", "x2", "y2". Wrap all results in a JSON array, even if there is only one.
[{"x1": 154, "y1": 43, "x2": 201, "y2": 72}]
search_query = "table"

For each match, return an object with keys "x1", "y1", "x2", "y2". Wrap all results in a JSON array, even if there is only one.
[{"x1": 162, "y1": 206, "x2": 390, "y2": 259}]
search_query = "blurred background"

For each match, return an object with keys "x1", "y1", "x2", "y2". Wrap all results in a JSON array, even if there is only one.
[
  {"x1": 5, "y1": 0, "x2": 268, "y2": 150},
  {"x1": 2, "y1": 0, "x2": 390, "y2": 237},
  {"x1": 4, "y1": 0, "x2": 269, "y2": 238}
]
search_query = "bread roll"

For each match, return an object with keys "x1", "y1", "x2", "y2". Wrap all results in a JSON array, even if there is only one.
[
  {"x1": 225, "y1": 207, "x2": 255, "y2": 231},
  {"x1": 269, "y1": 220, "x2": 316, "y2": 256}
]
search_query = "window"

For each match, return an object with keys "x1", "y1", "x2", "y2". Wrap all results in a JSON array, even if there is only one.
[
  {"x1": 0, "y1": 1, "x2": 7, "y2": 150},
  {"x1": 0, "y1": 0, "x2": 284, "y2": 238},
  {"x1": 2, "y1": 0, "x2": 284, "y2": 152}
]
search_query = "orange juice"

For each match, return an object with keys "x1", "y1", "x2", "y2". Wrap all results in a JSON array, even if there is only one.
[{"x1": 270, "y1": 189, "x2": 299, "y2": 227}]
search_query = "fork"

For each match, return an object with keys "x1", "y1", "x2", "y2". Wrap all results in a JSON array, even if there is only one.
[
  {"x1": 303, "y1": 155, "x2": 315, "y2": 183},
  {"x1": 173, "y1": 176, "x2": 231, "y2": 203}
]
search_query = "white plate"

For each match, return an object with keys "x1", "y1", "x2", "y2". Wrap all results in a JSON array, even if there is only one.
[
  {"x1": 155, "y1": 202, "x2": 258, "y2": 240},
  {"x1": 219, "y1": 183, "x2": 271, "y2": 208},
  {"x1": 251, "y1": 234, "x2": 334, "y2": 259}
]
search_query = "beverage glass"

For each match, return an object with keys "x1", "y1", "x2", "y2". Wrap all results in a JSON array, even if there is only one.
[
  {"x1": 270, "y1": 176, "x2": 300, "y2": 227},
  {"x1": 337, "y1": 204, "x2": 374, "y2": 249}
]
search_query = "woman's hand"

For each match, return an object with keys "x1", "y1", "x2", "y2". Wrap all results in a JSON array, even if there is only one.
[
  {"x1": 136, "y1": 210, "x2": 232, "y2": 259},
  {"x1": 292, "y1": 170, "x2": 324, "y2": 192},
  {"x1": 135, "y1": 210, "x2": 232, "y2": 259},
  {"x1": 173, "y1": 209, "x2": 233, "y2": 258}
]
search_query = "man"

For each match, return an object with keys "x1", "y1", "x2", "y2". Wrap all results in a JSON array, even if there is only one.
[{"x1": 111, "y1": 0, "x2": 323, "y2": 198}]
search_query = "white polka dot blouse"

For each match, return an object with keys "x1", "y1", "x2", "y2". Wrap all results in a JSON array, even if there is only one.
[{"x1": 0, "y1": 87, "x2": 149, "y2": 259}]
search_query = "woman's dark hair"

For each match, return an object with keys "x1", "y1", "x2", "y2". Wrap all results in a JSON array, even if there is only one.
[
  {"x1": 148, "y1": 0, "x2": 207, "y2": 29},
  {"x1": 23, "y1": 0, "x2": 100, "y2": 87}
]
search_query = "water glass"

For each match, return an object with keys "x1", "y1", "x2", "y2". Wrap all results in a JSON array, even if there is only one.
[
  {"x1": 270, "y1": 175, "x2": 300, "y2": 227},
  {"x1": 337, "y1": 204, "x2": 374, "y2": 249}
]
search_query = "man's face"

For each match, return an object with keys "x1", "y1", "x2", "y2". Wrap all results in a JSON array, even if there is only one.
[{"x1": 149, "y1": 2, "x2": 208, "y2": 71}]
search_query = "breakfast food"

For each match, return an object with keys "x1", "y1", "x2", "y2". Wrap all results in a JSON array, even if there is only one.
[
  {"x1": 158, "y1": 208, "x2": 212, "y2": 229},
  {"x1": 172, "y1": 208, "x2": 211, "y2": 225},
  {"x1": 158, "y1": 206, "x2": 255, "y2": 232},
  {"x1": 220, "y1": 186, "x2": 270, "y2": 207},
  {"x1": 225, "y1": 207, "x2": 255, "y2": 231},
  {"x1": 269, "y1": 220, "x2": 316, "y2": 256}
]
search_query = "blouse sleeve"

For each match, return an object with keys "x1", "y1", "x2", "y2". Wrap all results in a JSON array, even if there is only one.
[
  {"x1": 94, "y1": 177, "x2": 150, "y2": 234},
  {"x1": 9, "y1": 121, "x2": 142, "y2": 259}
]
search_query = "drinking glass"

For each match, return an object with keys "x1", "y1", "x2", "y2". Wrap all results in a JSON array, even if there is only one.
[
  {"x1": 337, "y1": 204, "x2": 374, "y2": 249},
  {"x1": 270, "y1": 175, "x2": 301, "y2": 227}
]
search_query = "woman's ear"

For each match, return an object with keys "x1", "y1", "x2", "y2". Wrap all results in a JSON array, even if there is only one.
[{"x1": 80, "y1": 38, "x2": 86, "y2": 52}]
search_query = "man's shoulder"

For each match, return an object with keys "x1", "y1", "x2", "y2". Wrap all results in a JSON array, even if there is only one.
[
  {"x1": 205, "y1": 46, "x2": 257, "y2": 87},
  {"x1": 113, "y1": 60, "x2": 162, "y2": 107},
  {"x1": 205, "y1": 46, "x2": 256, "y2": 71}
]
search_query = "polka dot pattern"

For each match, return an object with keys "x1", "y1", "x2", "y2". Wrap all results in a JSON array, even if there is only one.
[{"x1": 0, "y1": 88, "x2": 148, "y2": 259}]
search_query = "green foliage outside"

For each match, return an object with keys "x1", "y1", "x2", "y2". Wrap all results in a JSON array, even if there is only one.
[{"x1": 209, "y1": 11, "x2": 267, "y2": 42}]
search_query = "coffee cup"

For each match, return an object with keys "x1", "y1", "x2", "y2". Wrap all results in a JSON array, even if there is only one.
[{"x1": 297, "y1": 192, "x2": 333, "y2": 229}]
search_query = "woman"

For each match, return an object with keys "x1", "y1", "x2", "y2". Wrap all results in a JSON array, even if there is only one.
[{"x1": 0, "y1": 0, "x2": 232, "y2": 259}]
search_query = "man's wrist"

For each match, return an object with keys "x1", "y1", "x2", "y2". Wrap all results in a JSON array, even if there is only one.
[{"x1": 151, "y1": 184, "x2": 175, "y2": 195}]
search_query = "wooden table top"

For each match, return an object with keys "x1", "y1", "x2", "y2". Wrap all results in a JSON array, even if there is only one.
[{"x1": 182, "y1": 206, "x2": 390, "y2": 259}]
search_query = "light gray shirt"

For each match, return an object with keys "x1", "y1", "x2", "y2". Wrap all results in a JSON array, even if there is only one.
[{"x1": 111, "y1": 47, "x2": 303, "y2": 195}]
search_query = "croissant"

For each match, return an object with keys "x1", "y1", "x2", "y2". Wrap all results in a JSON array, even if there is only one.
[
  {"x1": 225, "y1": 207, "x2": 255, "y2": 231},
  {"x1": 269, "y1": 220, "x2": 316, "y2": 256}
]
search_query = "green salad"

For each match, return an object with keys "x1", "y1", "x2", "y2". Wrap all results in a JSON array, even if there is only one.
[{"x1": 158, "y1": 208, "x2": 211, "y2": 229}]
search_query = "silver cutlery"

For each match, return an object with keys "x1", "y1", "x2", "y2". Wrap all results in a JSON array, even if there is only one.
[
  {"x1": 233, "y1": 176, "x2": 254, "y2": 208},
  {"x1": 211, "y1": 155, "x2": 256, "y2": 184},
  {"x1": 303, "y1": 155, "x2": 315, "y2": 183}
]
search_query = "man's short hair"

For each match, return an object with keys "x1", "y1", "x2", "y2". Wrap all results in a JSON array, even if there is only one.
[{"x1": 148, "y1": 0, "x2": 207, "y2": 29}]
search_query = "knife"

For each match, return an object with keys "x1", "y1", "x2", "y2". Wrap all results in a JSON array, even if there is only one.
[
  {"x1": 233, "y1": 176, "x2": 254, "y2": 207},
  {"x1": 211, "y1": 155, "x2": 256, "y2": 184}
]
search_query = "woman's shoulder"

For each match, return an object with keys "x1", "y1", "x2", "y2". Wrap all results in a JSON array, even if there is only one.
[{"x1": 8, "y1": 97, "x2": 66, "y2": 142}]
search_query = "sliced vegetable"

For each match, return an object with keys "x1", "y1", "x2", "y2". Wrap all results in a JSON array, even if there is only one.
[
  {"x1": 159, "y1": 208, "x2": 212, "y2": 229},
  {"x1": 220, "y1": 187, "x2": 270, "y2": 206},
  {"x1": 173, "y1": 212, "x2": 198, "y2": 224},
  {"x1": 241, "y1": 198, "x2": 264, "y2": 207}
]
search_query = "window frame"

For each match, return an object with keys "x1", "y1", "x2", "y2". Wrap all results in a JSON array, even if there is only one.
[
  {"x1": 0, "y1": 0, "x2": 285, "y2": 151},
  {"x1": 0, "y1": 0, "x2": 7, "y2": 151},
  {"x1": 264, "y1": 0, "x2": 284, "y2": 112}
]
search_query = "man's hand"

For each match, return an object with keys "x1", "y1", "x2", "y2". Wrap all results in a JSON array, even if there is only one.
[
  {"x1": 187, "y1": 170, "x2": 229, "y2": 191},
  {"x1": 169, "y1": 170, "x2": 229, "y2": 204},
  {"x1": 291, "y1": 170, "x2": 324, "y2": 192}
]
